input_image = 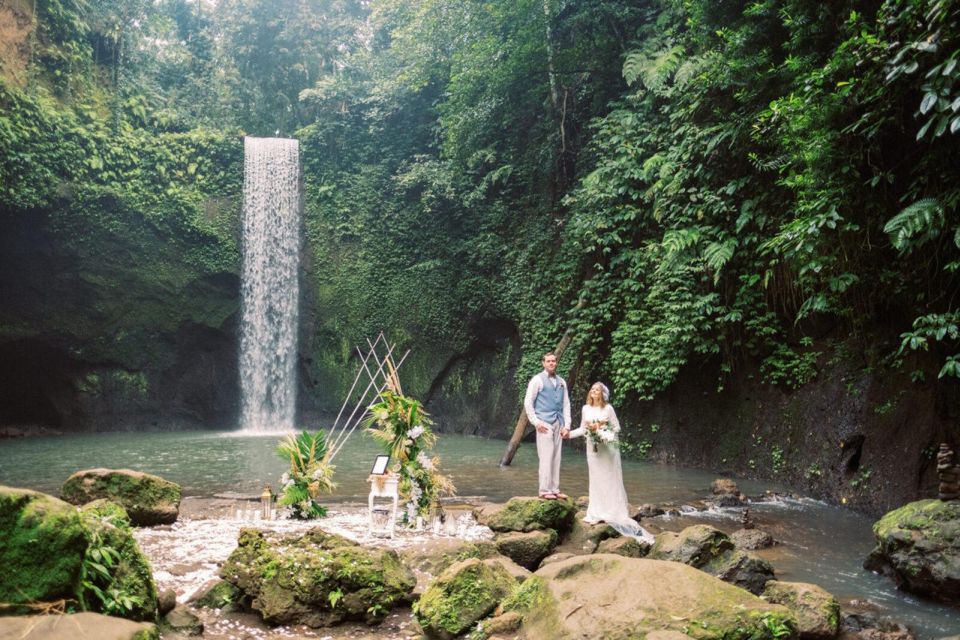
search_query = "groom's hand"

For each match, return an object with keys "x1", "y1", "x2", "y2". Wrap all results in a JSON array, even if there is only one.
[
  {"x1": 535, "y1": 421, "x2": 549, "y2": 434},
  {"x1": 560, "y1": 427, "x2": 570, "y2": 439}
]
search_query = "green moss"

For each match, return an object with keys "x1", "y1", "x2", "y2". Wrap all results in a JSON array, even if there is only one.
[
  {"x1": 80, "y1": 500, "x2": 159, "y2": 622},
  {"x1": 485, "y1": 497, "x2": 577, "y2": 534},
  {"x1": 0, "y1": 486, "x2": 89, "y2": 608},
  {"x1": 874, "y1": 499, "x2": 960, "y2": 538},
  {"x1": 194, "y1": 580, "x2": 243, "y2": 609},
  {"x1": 414, "y1": 559, "x2": 515, "y2": 639},
  {"x1": 61, "y1": 470, "x2": 181, "y2": 526},
  {"x1": 221, "y1": 527, "x2": 415, "y2": 626},
  {"x1": 500, "y1": 576, "x2": 549, "y2": 615}
]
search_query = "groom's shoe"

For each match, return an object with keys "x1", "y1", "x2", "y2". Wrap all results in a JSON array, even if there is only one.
[
  {"x1": 554, "y1": 492, "x2": 569, "y2": 499},
  {"x1": 539, "y1": 492, "x2": 558, "y2": 500}
]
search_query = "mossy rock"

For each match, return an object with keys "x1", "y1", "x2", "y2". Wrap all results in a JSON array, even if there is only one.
[
  {"x1": 80, "y1": 499, "x2": 159, "y2": 621},
  {"x1": 865, "y1": 498, "x2": 960, "y2": 604},
  {"x1": 162, "y1": 605, "x2": 204, "y2": 636},
  {"x1": 413, "y1": 557, "x2": 516, "y2": 640},
  {"x1": 495, "y1": 529, "x2": 558, "y2": 570},
  {"x1": 596, "y1": 535, "x2": 648, "y2": 558},
  {"x1": 62, "y1": 469, "x2": 182, "y2": 526},
  {"x1": 192, "y1": 579, "x2": 246, "y2": 611},
  {"x1": 474, "y1": 497, "x2": 576, "y2": 534},
  {"x1": 0, "y1": 486, "x2": 88, "y2": 609},
  {"x1": 526, "y1": 555, "x2": 797, "y2": 639},
  {"x1": 649, "y1": 525, "x2": 734, "y2": 568},
  {"x1": 762, "y1": 580, "x2": 840, "y2": 639},
  {"x1": 555, "y1": 511, "x2": 620, "y2": 554},
  {"x1": 0, "y1": 612, "x2": 159, "y2": 639},
  {"x1": 702, "y1": 549, "x2": 774, "y2": 595},
  {"x1": 220, "y1": 527, "x2": 415, "y2": 627}
]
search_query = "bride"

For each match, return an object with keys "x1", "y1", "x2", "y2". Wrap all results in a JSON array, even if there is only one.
[{"x1": 565, "y1": 382, "x2": 654, "y2": 543}]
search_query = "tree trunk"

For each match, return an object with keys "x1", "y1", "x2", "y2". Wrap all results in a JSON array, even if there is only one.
[{"x1": 498, "y1": 328, "x2": 577, "y2": 467}]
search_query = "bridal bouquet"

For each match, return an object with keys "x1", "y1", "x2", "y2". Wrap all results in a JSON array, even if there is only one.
[{"x1": 585, "y1": 420, "x2": 618, "y2": 452}]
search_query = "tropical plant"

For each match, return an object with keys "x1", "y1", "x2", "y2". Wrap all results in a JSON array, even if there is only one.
[
  {"x1": 79, "y1": 514, "x2": 144, "y2": 617},
  {"x1": 276, "y1": 430, "x2": 337, "y2": 519},
  {"x1": 364, "y1": 391, "x2": 455, "y2": 524}
]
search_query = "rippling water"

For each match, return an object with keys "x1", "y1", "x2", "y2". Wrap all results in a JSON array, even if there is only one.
[{"x1": 0, "y1": 430, "x2": 956, "y2": 637}]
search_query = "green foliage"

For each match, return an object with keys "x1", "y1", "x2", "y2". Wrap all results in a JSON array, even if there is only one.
[
  {"x1": 277, "y1": 430, "x2": 336, "y2": 519},
  {"x1": 364, "y1": 391, "x2": 455, "y2": 524},
  {"x1": 79, "y1": 510, "x2": 149, "y2": 619},
  {"x1": 761, "y1": 341, "x2": 820, "y2": 390}
]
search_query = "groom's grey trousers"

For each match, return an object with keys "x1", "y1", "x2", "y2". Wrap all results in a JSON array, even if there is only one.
[{"x1": 536, "y1": 420, "x2": 562, "y2": 494}]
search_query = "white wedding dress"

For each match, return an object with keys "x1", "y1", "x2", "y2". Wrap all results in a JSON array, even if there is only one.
[{"x1": 569, "y1": 403, "x2": 654, "y2": 543}]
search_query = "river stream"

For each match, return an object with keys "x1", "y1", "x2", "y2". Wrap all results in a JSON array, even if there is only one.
[{"x1": 0, "y1": 430, "x2": 956, "y2": 637}]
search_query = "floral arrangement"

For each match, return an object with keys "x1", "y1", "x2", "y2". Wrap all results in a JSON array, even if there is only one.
[
  {"x1": 276, "y1": 430, "x2": 337, "y2": 519},
  {"x1": 364, "y1": 391, "x2": 455, "y2": 524},
  {"x1": 585, "y1": 420, "x2": 618, "y2": 452}
]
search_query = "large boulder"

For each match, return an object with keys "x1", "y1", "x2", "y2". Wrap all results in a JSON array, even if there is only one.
[
  {"x1": 0, "y1": 486, "x2": 88, "y2": 609},
  {"x1": 522, "y1": 555, "x2": 796, "y2": 639},
  {"x1": 220, "y1": 527, "x2": 415, "y2": 627},
  {"x1": 864, "y1": 499, "x2": 960, "y2": 604},
  {"x1": 649, "y1": 524, "x2": 734, "y2": 567},
  {"x1": 762, "y1": 580, "x2": 840, "y2": 639},
  {"x1": 474, "y1": 497, "x2": 576, "y2": 534},
  {"x1": 703, "y1": 549, "x2": 775, "y2": 595},
  {"x1": 61, "y1": 469, "x2": 182, "y2": 526},
  {"x1": 413, "y1": 557, "x2": 516, "y2": 640},
  {"x1": 0, "y1": 612, "x2": 158, "y2": 640},
  {"x1": 495, "y1": 529, "x2": 558, "y2": 570},
  {"x1": 79, "y1": 500, "x2": 159, "y2": 621}
]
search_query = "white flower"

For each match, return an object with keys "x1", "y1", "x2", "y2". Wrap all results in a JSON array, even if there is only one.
[
  {"x1": 417, "y1": 452, "x2": 435, "y2": 470},
  {"x1": 280, "y1": 472, "x2": 290, "y2": 484},
  {"x1": 408, "y1": 425, "x2": 425, "y2": 440},
  {"x1": 598, "y1": 429, "x2": 616, "y2": 443}
]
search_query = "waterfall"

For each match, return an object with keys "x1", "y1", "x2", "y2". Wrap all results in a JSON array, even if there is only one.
[{"x1": 238, "y1": 137, "x2": 301, "y2": 432}]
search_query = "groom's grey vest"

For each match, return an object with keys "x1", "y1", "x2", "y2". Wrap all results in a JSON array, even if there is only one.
[{"x1": 533, "y1": 372, "x2": 565, "y2": 427}]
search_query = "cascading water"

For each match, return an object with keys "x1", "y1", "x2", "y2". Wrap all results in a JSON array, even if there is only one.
[{"x1": 238, "y1": 137, "x2": 301, "y2": 432}]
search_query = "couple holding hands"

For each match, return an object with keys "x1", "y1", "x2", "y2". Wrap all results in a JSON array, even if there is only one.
[{"x1": 523, "y1": 352, "x2": 653, "y2": 542}]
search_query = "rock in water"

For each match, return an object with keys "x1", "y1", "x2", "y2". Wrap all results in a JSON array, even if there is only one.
[
  {"x1": 163, "y1": 605, "x2": 203, "y2": 636},
  {"x1": 495, "y1": 529, "x2": 558, "y2": 569},
  {"x1": 649, "y1": 524, "x2": 734, "y2": 567},
  {"x1": 0, "y1": 486, "x2": 88, "y2": 608},
  {"x1": 864, "y1": 499, "x2": 960, "y2": 605},
  {"x1": 61, "y1": 468, "x2": 182, "y2": 526},
  {"x1": 521, "y1": 555, "x2": 795, "y2": 639},
  {"x1": 414, "y1": 557, "x2": 516, "y2": 640},
  {"x1": 650, "y1": 524, "x2": 773, "y2": 593},
  {"x1": 473, "y1": 496, "x2": 576, "y2": 534},
  {"x1": 220, "y1": 527, "x2": 415, "y2": 627}
]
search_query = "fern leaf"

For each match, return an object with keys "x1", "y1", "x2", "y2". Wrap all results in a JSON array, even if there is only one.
[
  {"x1": 883, "y1": 198, "x2": 944, "y2": 252},
  {"x1": 703, "y1": 238, "x2": 737, "y2": 280}
]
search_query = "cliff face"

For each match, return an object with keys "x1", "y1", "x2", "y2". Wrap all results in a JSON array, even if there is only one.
[
  {"x1": 0, "y1": 198, "x2": 242, "y2": 431},
  {"x1": 618, "y1": 345, "x2": 959, "y2": 516}
]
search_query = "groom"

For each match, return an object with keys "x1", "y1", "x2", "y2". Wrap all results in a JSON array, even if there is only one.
[{"x1": 523, "y1": 352, "x2": 571, "y2": 499}]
